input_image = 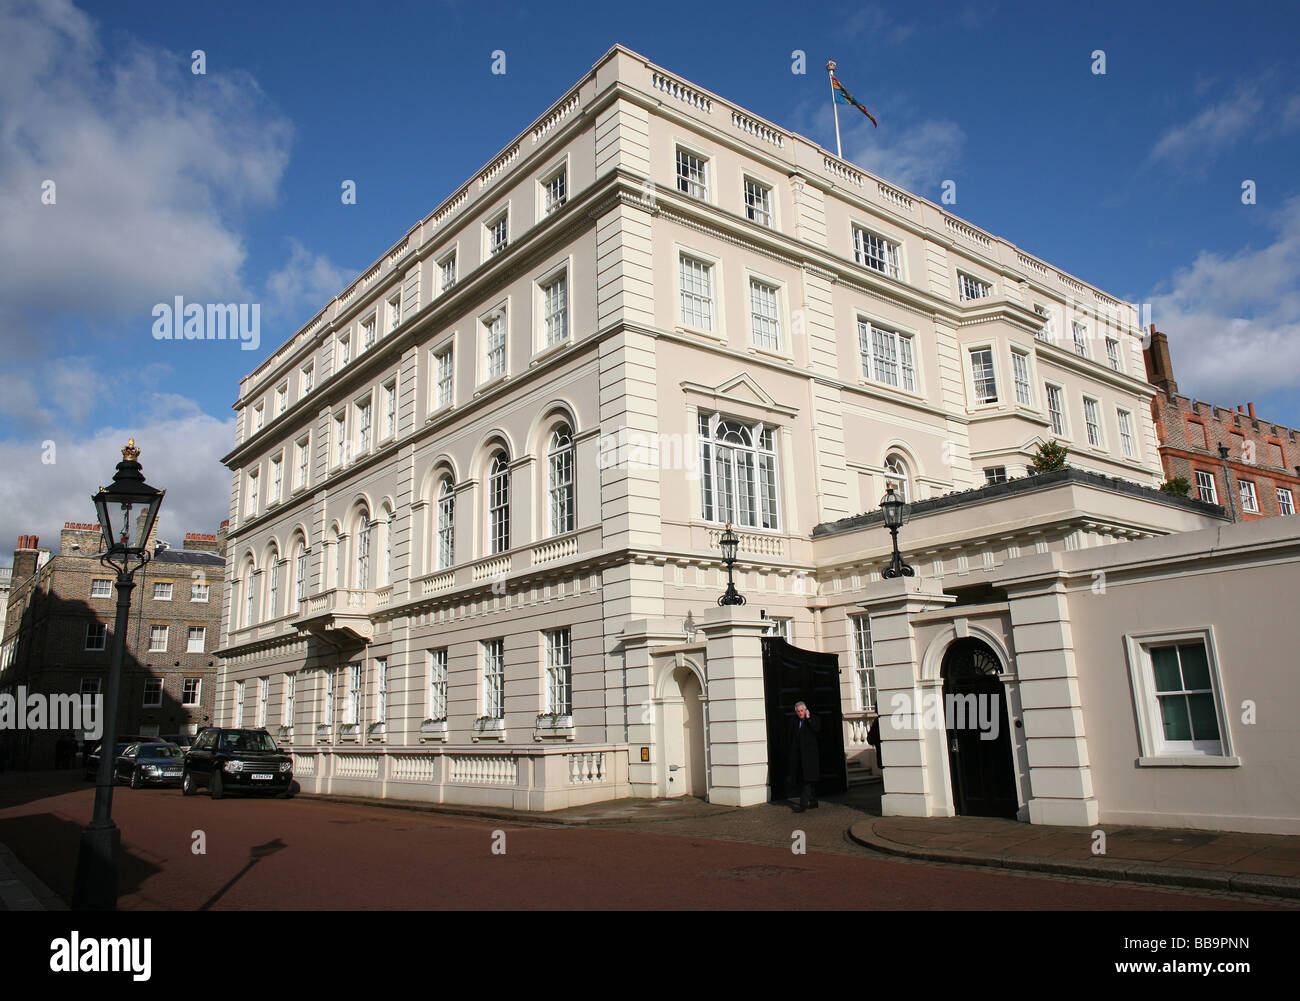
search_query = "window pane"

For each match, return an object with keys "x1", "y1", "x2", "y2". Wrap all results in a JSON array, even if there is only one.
[
  {"x1": 1177, "y1": 642, "x2": 1211, "y2": 690},
  {"x1": 1158, "y1": 695, "x2": 1192, "y2": 741},
  {"x1": 1187, "y1": 693, "x2": 1220, "y2": 742},
  {"x1": 1150, "y1": 646, "x2": 1182, "y2": 692}
]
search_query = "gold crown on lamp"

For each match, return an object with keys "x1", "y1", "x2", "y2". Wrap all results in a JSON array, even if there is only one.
[{"x1": 121, "y1": 438, "x2": 139, "y2": 462}]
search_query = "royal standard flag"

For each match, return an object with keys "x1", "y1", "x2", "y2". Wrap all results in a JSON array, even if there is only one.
[{"x1": 831, "y1": 75, "x2": 878, "y2": 128}]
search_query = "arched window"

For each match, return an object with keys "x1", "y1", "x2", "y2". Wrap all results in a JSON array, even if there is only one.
[
  {"x1": 547, "y1": 424, "x2": 575, "y2": 536},
  {"x1": 488, "y1": 451, "x2": 510, "y2": 554},
  {"x1": 267, "y1": 549, "x2": 281, "y2": 620},
  {"x1": 437, "y1": 477, "x2": 456, "y2": 569},
  {"x1": 355, "y1": 513, "x2": 371, "y2": 589},
  {"x1": 378, "y1": 506, "x2": 393, "y2": 587},
  {"x1": 698, "y1": 412, "x2": 780, "y2": 529},
  {"x1": 884, "y1": 454, "x2": 911, "y2": 503},
  {"x1": 327, "y1": 527, "x2": 340, "y2": 590},
  {"x1": 292, "y1": 537, "x2": 309, "y2": 612},
  {"x1": 242, "y1": 560, "x2": 257, "y2": 628}
]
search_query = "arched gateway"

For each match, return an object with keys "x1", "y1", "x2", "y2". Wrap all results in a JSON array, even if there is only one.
[{"x1": 940, "y1": 638, "x2": 1018, "y2": 818}]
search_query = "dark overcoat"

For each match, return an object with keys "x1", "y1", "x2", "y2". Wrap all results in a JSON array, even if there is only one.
[{"x1": 787, "y1": 712, "x2": 822, "y2": 783}]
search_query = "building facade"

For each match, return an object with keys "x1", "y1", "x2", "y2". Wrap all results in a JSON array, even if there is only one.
[
  {"x1": 1145, "y1": 327, "x2": 1300, "y2": 518},
  {"x1": 219, "y1": 46, "x2": 1267, "y2": 820},
  {"x1": 1, "y1": 523, "x2": 225, "y2": 766}
]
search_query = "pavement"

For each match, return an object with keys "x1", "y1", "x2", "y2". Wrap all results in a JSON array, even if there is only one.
[{"x1": 0, "y1": 839, "x2": 65, "y2": 911}]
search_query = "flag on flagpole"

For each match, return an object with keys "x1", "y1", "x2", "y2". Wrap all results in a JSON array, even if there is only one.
[{"x1": 830, "y1": 74, "x2": 878, "y2": 128}]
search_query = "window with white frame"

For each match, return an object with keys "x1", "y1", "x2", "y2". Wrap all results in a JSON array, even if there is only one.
[
  {"x1": 301, "y1": 362, "x2": 314, "y2": 395},
  {"x1": 244, "y1": 570, "x2": 257, "y2": 628},
  {"x1": 182, "y1": 677, "x2": 201, "y2": 706},
  {"x1": 337, "y1": 331, "x2": 351, "y2": 367},
  {"x1": 282, "y1": 672, "x2": 296, "y2": 726},
  {"x1": 268, "y1": 557, "x2": 281, "y2": 618},
  {"x1": 1033, "y1": 303, "x2": 1053, "y2": 341},
  {"x1": 543, "y1": 167, "x2": 567, "y2": 214},
  {"x1": 86, "y1": 622, "x2": 107, "y2": 651},
  {"x1": 858, "y1": 320, "x2": 916, "y2": 391},
  {"x1": 428, "y1": 649, "x2": 448, "y2": 721},
  {"x1": 1083, "y1": 398, "x2": 1103, "y2": 447},
  {"x1": 984, "y1": 466, "x2": 1008, "y2": 485},
  {"x1": 545, "y1": 628, "x2": 572, "y2": 716},
  {"x1": 1195, "y1": 470, "x2": 1218, "y2": 503},
  {"x1": 361, "y1": 316, "x2": 376, "y2": 353},
  {"x1": 1278, "y1": 487, "x2": 1295, "y2": 515},
  {"x1": 257, "y1": 678, "x2": 268, "y2": 728},
  {"x1": 234, "y1": 679, "x2": 246, "y2": 726},
  {"x1": 295, "y1": 436, "x2": 310, "y2": 490},
  {"x1": 483, "y1": 310, "x2": 506, "y2": 380},
  {"x1": 749, "y1": 279, "x2": 782, "y2": 351},
  {"x1": 1072, "y1": 321, "x2": 1088, "y2": 357},
  {"x1": 187, "y1": 626, "x2": 205, "y2": 653},
  {"x1": 245, "y1": 468, "x2": 259, "y2": 518},
  {"x1": 1239, "y1": 479, "x2": 1259, "y2": 513},
  {"x1": 679, "y1": 254, "x2": 715, "y2": 330},
  {"x1": 743, "y1": 177, "x2": 772, "y2": 226},
  {"x1": 548, "y1": 425, "x2": 575, "y2": 536},
  {"x1": 698, "y1": 412, "x2": 780, "y2": 530},
  {"x1": 270, "y1": 455, "x2": 283, "y2": 503},
  {"x1": 488, "y1": 212, "x2": 508, "y2": 256},
  {"x1": 275, "y1": 383, "x2": 287, "y2": 415},
  {"x1": 542, "y1": 272, "x2": 568, "y2": 348},
  {"x1": 253, "y1": 403, "x2": 264, "y2": 432},
  {"x1": 345, "y1": 662, "x2": 362, "y2": 726},
  {"x1": 191, "y1": 582, "x2": 209, "y2": 602},
  {"x1": 884, "y1": 454, "x2": 911, "y2": 502},
  {"x1": 675, "y1": 147, "x2": 708, "y2": 200},
  {"x1": 355, "y1": 514, "x2": 371, "y2": 589},
  {"x1": 333, "y1": 413, "x2": 347, "y2": 466},
  {"x1": 482, "y1": 639, "x2": 505, "y2": 719},
  {"x1": 375, "y1": 658, "x2": 387, "y2": 723},
  {"x1": 323, "y1": 668, "x2": 335, "y2": 729},
  {"x1": 852, "y1": 615, "x2": 876, "y2": 712},
  {"x1": 91, "y1": 579, "x2": 112, "y2": 599},
  {"x1": 957, "y1": 271, "x2": 990, "y2": 301},
  {"x1": 1117, "y1": 409, "x2": 1136, "y2": 458},
  {"x1": 969, "y1": 348, "x2": 998, "y2": 404},
  {"x1": 1105, "y1": 337, "x2": 1122, "y2": 371},
  {"x1": 1132, "y1": 635, "x2": 1224, "y2": 756},
  {"x1": 766, "y1": 617, "x2": 791, "y2": 641},
  {"x1": 387, "y1": 293, "x2": 401, "y2": 334},
  {"x1": 1011, "y1": 349, "x2": 1033, "y2": 406},
  {"x1": 382, "y1": 379, "x2": 397, "y2": 440},
  {"x1": 355, "y1": 395, "x2": 372, "y2": 454},
  {"x1": 434, "y1": 345, "x2": 454, "y2": 409},
  {"x1": 153, "y1": 582, "x2": 173, "y2": 601},
  {"x1": 853, "y1": 226, "x2": 902, "y2": 279},
  {"x1": 143, "y1": 678, "x2": 163, "y2": 708},
  {"x1": 488, "y1": 452, "x2": 510, "y2": 554},
  {"x1": 437, "y1": 477, "x2": 455, "y2": 569},
  {"x1": 1046, "y1": 384, "x2": 1066, "y2": 436},
  {"x1": 149, "y1": 625, "x2": 168, "y2": 652},
  {"x1": 439, "y1": 251, "x2": 457, "y2": 292},
  {"x1": 295, "y1": 545, "x2": 308, "y2": 606}
]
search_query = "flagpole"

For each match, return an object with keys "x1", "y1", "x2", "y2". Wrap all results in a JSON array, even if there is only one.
[{"x1": 826, "y1": 60, "x2": 842, "y2": 159}]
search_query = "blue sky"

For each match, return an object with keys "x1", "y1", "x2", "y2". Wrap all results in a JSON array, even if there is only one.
[{"x1": 2, "y1": 0, "x2": 1298, "y2": 553}]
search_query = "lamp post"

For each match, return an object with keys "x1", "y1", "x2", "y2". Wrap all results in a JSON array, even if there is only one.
[
  {"x1": 880, "y1": 483, "x2": 915, "y2": 579},
  {"x1": 1217, "y1": 444, "x2": 1237, "y2": 523},
  {"x1": 717, "y1": 523, "x2": 746, "y2": 606},
  {"x1": 72, "y1": 439, "x2": 164, "y2": 911}
]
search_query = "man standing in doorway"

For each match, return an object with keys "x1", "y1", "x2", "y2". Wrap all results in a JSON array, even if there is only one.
[{"x1": 788, "y1": 700, "x2": 821, "y2": 812}]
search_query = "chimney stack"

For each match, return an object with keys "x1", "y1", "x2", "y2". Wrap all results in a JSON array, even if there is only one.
[
  {"x1": 12, "y1": 535, "x2": 40, "y2": 584},
  {"x1": 217, "y1": 519, "x2": 230, "y2": 557},
  {"x1": 1248, "y1": 402, "x2": 1257, "y2": 420},
  {"x1": 1142, "y1": 326, "x2": 1178, "y2": 397},
  {"x1": 184, "y1": 532, "x2": 221, "y2": 554}
]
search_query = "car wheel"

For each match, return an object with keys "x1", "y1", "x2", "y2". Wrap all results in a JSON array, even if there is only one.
[
  {"x1": 210, "y1": 770, "x2": 224, "y2": 800},
  {"x1": 181, "y1": 770, "x2": 195, "y2": 796},
  {"x1": 129, "y1": 767, "x2": 141, "y2": 790}
]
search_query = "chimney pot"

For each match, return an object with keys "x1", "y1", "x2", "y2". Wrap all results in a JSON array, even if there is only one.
[{"x1": 1248, "y1": 402, "x2": 1256, "y2": 420}]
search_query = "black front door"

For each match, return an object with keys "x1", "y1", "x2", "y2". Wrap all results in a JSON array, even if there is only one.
[
  {"x1": 761, "y1": 636, "x2": 848, "y2": 801},
  {"x1": 942, "y1": 639, "x2": 1018, "y2": 818}
]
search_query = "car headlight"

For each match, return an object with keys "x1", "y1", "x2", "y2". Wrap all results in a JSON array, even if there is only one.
[
  {"x1": 279, "y1": 761, "x2": 292, "y2": 773},
  {"x1": 224, "y1": 760, "x2": 244, "y2": 772},
  {"x1": 143, "y1": 765, "x2": 161, "y2": 775}
]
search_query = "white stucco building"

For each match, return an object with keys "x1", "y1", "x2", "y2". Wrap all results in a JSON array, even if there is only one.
[{"x1": 216, "y1": 46, "x2": 1298, "y2": 832}]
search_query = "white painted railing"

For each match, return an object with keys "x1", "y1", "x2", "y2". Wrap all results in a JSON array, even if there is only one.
[
  {"x1": 449, "y1": 754, "x2": 518, "y2": 786},
  {"x1": 335, "y1": 753, "x2": 381, "y2": 779},
  {"x1": 823, "y1": 155, "x2": 863, "y2": 187},
  {"x1": 652, "y1": 71, "x2": 712, "y2": 111},
  {"x1": 705, "y1": 527, "x2": 785, "y2": 558},
  {"x1": 568, "y1": 751, "x2": 606, "y2": 785},
  {"x1": 530, "y1": 535, "x2": 577, "y2": 566},
  {"x1": 730, "y1": 110, "x2": 785, "y2": 148},
  {"x1": 390, "y1": 755, "x2": 436, "y2": 782},
  {"x1": 945, "y1": 215, "x2": 992, "y2": 249},
  {"x1": 472, "y1": 555, "x2": 510, "y2": 582},
  {"x1": 421, "y1": 571, "x2": 455, "y2": 596},
  {"x1": 1017, "y1": 252, "x2": 1049, "y2": 275},
  {"x1": 478, "y1": 144, "x2": 520, "y2": 189},
  {"x1": 533, "y1": 93, "x2": 580, "y2": 144},
  {"x1": 877, "y1": 182, "x2": 913, "y2": 211}
]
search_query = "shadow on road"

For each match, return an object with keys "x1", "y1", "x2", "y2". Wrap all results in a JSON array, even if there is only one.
[{"x1": 198, "y1": 838, "x2": 288, "y2": 911}]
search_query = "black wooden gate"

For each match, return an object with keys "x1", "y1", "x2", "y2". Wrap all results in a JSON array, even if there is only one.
[
  {"x1": 942, "y1": 638, "x2": 1019, "y2": 818},
  {"x1": 761, "y1": 636, "x2": 848, "y2": 801}
]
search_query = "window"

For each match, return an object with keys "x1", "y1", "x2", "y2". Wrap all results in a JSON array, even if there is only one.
[
  {"x1": 766, "y1": 617, "x2": 791, "y2": 641},
  {"x1": 1011, "y1": 350, "x2": 1033, "y2": 406},
  {"x1": 295, "y1": 436, "x2": 310, "y2": 490},
  {"x1": 295, "y1": 546, "x2": 309, "y2": 606},
  {"x1": 270, "y1": 455, "x2": 283, "y2": 503},
  {"x1": 853, "y1": 226, "x2": 901, "y2": 279},
  {"x1": 428, "y1": 649, "x2": 448, "y2": 721},
  {"x1": 187, "y1": 627, "x2": 205, "y2": 653},
  {"x1": 143, "y1": 678, "x2": 163, "y2": 708},
  {"x1": 149, "y1": 625, "x2": 168, "y2": 652},
  {"x1": 675, "y1": 147, "x2": 708, "y2": 200},
  {"x1": 1239, "y1": 479, "x2": 1259, "y2": 513},
  {"x1": 257, "y1": 678, "x2": 268, "y2": 728},
  {"x1": 1117, "y1": 409, "x2": 1136, "y2": 458},
  {"x1": 437, "y1": 478, "x2": 456, "y2": 569},
  {"x1": 80, "y1": 678, "x2": 101, "y2": 714},
  {"x1": 548, "y1": 425, "x2": 575, "y2": 536},
  {"x1": 483, "y1": 311, "x2": 507, "y2": 380},
  {"x1": 283, "y1": 672, "x2": 296, "y2": 726},
  {"x1": 984, "y1": 466, "x2": 1008, "y2": 485},
  {"x1": 1105, "y1": 337, "x2": 1122, "y2": 371},
  {"x1": 858, "y1": 321, "x2": 916, "y2": 391},
  {"x1": 744, "y1": 177, "x2": 772, "y2": 227},
  {"x1": 488, "y1": 212, "x2": 509, "y2": 256},
  {"x1": 679, "y1": 254, "x2": 715, "y2": 330},
  {"x1": 884, "y1": 454, "x2": 911, "y2": 503},
  {"x1": 542, "y1": 272, "x2": 569, "y2": 348},
  {"x1": 91, "y1": 579, "x2": 112, "y2": 599},
  {"x1": 698, "y1": 413, "x2": 780, "y2": 530},
  {"x1": 543, "y1": 167, "x2": 567, "y2": 214},
  {"x1": 489, "y1": 452, "x2": 511, "y2": 554},
  {"x1": 253, "y1": 403, "x2": 264, "y2": 432},
  {"x1": 482, "y1": 639, "x2": 505, "y2": 718},
  {"x1": 1046, "y1": 384, "x2": 1066, "y2": 436},
  {"x1": 749, "y1": 279, "x2": 782, "y2": 351},
  {"x1": 182, "y1": 677, "x2": 201, "y2": 706},
  {"x1": 301, "y1": 362, "x2": 314, "y2": 395},
  {"x1": 1072, "y1": 321, "x2": 1088, "y2": 357},
  {"x1": 1188, "y1": 420, "x2": 1208, "y2": 449},
  {"x1": 852, "y1": 615, "x2": 876, "y2": 712},
  {"x1": 1083, "y1": 398, "x2": 1103, "y2": 447},
  {"x1": 545, "y1": 628, "x2": 572, "y2": 716},
  {"x1": 1142, "y1": 638, "x2": 1223, "y2": 755},
  {"x1": 346, "y1": 662, "x2": 362, "y2": 726},
  {"x1": 245, "y1": 469, "x2": 259, "y2": 518},
  {"x1": 957, "y1": 272, "x2": 990, "y2": 301},
  {"x1": 387, "y1": 293, "x2": 402, "y2": 334},
  {"x1": 323, "y1": 669, "x2": 335, "y2": 729},
  {"x1": 85, "y1": 622, "x2": 107, "y2": 651},
  {"x1": 153, "y1": 582, "x2": 174, "y2": 601},
  {"x1": 382, "y1": 379, "x2": 397, "y2": 440},
  {"x1": 1033, "y1": 303, "x2": 1053, "y2": 341},
  {"x1": 439, "y1": 252, "x2": 457, "y2": 292},
  {"x1": 338, "y1": 332, "x2": 351, "y2": 367},
  {"x1": 434, "y1": 345, "x2": 454, "y2": 409},
  {"x1": 268, "y1": 558, "x2": 281, "y2": 618},
  {"x1": 375, "y1": 658, "x2": 388, "y2": 724},
  {"x1": 191, "y1": 582, "x2": 210, "y2": 602},
  {"x1": 1278, "y1": 487, "x2": 1295, "y2": 515},
  {"x1": 356, "y1": 396, "x2": 372, "y2": 454},
  {"x1": 970, "y1": 348, "x2": 997, "y2": 404},
  {"x1": 1195, "y1": 470, "x2": 1218, "y2": 504},
  {"x1": 244, "y1": 571, "x2": 257, "y2": 628},
  {"x1": 355, "y1": 514, "x2": 372, "y2": 589},
  {"x1": 361, "y1": 315, "x2": 376, "y2": 352},
  {"x1": 275, "y1": 383, "x2": 287, "y2": 415}
]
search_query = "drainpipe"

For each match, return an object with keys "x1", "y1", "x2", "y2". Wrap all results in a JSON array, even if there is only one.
[{"x1": 1217, "y1": 444, "x2": 1237, "y2": 523}]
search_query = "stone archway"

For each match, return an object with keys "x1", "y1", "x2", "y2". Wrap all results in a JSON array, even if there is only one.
[
  {"x1": 657, "y1": 664, "x2": 707, "y2": 799},
  {"x1": 940, "y1": 638, "x2": 1019, "y2": 818}
]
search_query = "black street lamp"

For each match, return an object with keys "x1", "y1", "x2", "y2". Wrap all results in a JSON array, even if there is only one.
[
  {"x1": 1217, "y1": 444, "x2": 1237, "y2": 523},
  {"x1": 717, "y1": 523, "x2": 746, "y2": 606},
  {"x1": 72, "y1": 439, "x2": 164, "y2": 911},
  {"x1": 880, "y1": 483, "x2": 915, "y2": 579}
]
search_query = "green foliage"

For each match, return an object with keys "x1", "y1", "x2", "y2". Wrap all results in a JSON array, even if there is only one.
[
  {"x1": 1031, "y1": 439, "x2": 1070, "y2": 473},
  {"x1": 1160, "y1": 476, "x2": 1191, "y2": 496}
]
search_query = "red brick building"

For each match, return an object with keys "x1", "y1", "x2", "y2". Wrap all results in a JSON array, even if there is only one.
[{"x1": 1145, "y1": 328, "x2": 1300, "y2": 519}]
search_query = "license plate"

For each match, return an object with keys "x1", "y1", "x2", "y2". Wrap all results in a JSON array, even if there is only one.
[
  {"x1": 251, "y1": 773, "x2": 273, "y2": 781},
  {"x1": 163, "y1": 770, "x2": 181, "y2": 776}
]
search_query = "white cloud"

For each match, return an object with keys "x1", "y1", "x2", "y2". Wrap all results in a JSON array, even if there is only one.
[
  {"x1": 264, "y1": 239, "x2": 356, "y2": 330},
  {"x1": 1147, "y1": 196, "x2": 1300, "y2": 402},
  {"x1": 846, "y1": 117, "x2": 966, "y2": 196},
  {"x1": 1149, "y1": 84, "x2": 1264, "y2": 165},
  {"x1": 843, "y1": 4, "x2": 916, "y2": 45}
]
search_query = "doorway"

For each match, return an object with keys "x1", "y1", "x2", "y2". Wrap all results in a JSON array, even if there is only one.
[
  {"x1": 941, "y1": 638, "x2": 1018, "y2": 818},
  {"x1": 659, "y1": 665, "x2": 707, "y2": 798}
]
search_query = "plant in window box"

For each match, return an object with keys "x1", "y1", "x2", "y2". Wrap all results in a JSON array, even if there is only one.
[
  {"x1": 536, "y1": 712, "x2": 572, "y2": 729},
  {"x1": 315, "y1": 724, "x2": 331, "y2": 742},
  {"x1": 474, "y1": 715, "x2": 503, "y2": 732},
  {"x1": 277, "y1": 724, "x2": 293, "y2": 741},
  {"x1": 420, "y1": 717, "x2": 446, "y2": 734},
  {"x1": 367, "y1": 721, "x2": 386, "y2": 740},
  {"x1": 339, "y1": 722, "x2": 360, "y2": 740}
]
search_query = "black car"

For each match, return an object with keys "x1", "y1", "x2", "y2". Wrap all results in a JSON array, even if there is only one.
[
  {"x1": 182, "y1": 728, "x2": 294, "y2": 799},
  {"x1": 161, "y1": 733, "x2": 197, "y2": 749},
  {"x1": 83, "y1": 735, "x2": 166, "y2": 780},
  {"x1": 114, "y1": 742, "x2": 185, "y2": 788}
]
